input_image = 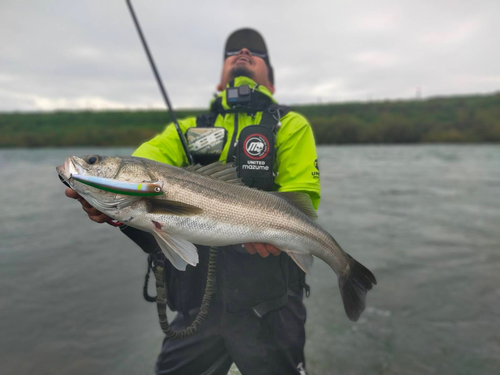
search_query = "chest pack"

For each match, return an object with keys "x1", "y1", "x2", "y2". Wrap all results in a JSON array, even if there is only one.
[
  {"x1": 188, "y1": 103, "x2": 290, "y2": 191},
  {"x1": 141, "y1": 93, "x2": 294, "y2": 339}
]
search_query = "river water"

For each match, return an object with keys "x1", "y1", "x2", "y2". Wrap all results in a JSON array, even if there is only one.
[{"x1": 0, "y1": 145, "x2": 499, "y2": 375}]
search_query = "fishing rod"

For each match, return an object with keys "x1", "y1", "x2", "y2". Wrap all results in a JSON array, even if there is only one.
[
  {"x1": 125, "y1": 0, "x2": 216, "y2": 339},
  {"x1": 125, "y1": 0, "x2": 194, "y2": 165}
]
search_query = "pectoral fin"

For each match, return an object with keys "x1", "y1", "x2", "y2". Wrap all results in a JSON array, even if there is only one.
[{"x1": 146, "y1": 199, "x2": 203, "y2": 216}]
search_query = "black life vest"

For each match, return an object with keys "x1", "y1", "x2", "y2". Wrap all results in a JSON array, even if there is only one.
[
  {"x1": 159, "y1": 100, "x2": 308, "y2": 317},
  {"x1": 194, "y1": 102, "x2": 290, "y2": 191}
]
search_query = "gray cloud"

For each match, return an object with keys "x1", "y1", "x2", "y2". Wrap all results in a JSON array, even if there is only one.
[{"x1": 1, "y1": 0, "x2": 499, "y2": 111}]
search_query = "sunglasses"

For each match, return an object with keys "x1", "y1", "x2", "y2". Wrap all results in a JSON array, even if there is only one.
[{"x1": 225, "y1": 49, "x2": 267, "y2": 59}]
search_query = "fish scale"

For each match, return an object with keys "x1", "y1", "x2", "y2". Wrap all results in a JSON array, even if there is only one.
[{"x1": 57, "y1": 154, "x2": 377, "y2": 321}]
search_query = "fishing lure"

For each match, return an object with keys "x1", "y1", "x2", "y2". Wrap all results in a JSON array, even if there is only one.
[{"x1": 71, "y1": 174, "x2": 163, "y2": 197}]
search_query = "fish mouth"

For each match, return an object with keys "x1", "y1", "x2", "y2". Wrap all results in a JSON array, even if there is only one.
[{"x1": 56, "y1": 156, "x2": 85, "y2": 189}]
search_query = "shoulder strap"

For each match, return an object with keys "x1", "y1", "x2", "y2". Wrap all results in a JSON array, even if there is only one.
[
  {"x1": 259, "y1": 104, "x2": 291, "y2": 133},
  {"x1": 209, "y1": 97, "x2": 225, "y2": 115},
  {"x1": 210, "y1": 91, "x2": 275, "y2": 117},
  {"x1": 196, "y1": 103, "x2": 291, "y2": 131},
  {"x1": 196, "y1": 112, "x2": 217, "y2": 128}
]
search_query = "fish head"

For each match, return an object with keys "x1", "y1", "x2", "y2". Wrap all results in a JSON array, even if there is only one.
[
  {"x1": 57, "y1": 154, "x2": 122, "y2": 187},
  {"x1": 57, "y1": 155, "x2": 155, "y2": 217}
]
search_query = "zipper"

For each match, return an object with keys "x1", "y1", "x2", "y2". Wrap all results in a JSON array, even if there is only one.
[{"x1": 226, "y1": 112, "x2": 239, "y2": 162}]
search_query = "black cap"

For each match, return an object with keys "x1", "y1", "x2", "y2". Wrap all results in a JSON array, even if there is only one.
[{"x1": 224, "y1": 28, "x2": 274, "y2": 85}]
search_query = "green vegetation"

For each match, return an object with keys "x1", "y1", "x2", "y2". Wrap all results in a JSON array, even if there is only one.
[
  {"x1": 304, "y1": 93, "x2": 500, "y2": 144},
  {"x1": 1, "y1": 93, "x2": 499, "y2": 147}
]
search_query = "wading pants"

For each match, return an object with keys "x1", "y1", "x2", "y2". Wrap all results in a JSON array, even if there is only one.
[{"x1": 155, "y1": 294, "x2": 307, "y2": 375}]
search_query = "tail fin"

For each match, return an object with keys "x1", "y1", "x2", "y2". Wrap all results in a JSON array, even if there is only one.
[{"x1": 338, "y1": 254, "x2": 377, "y2": 321}]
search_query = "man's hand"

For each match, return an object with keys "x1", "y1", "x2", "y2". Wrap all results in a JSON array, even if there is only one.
[
  {"x1": 65, "y1": 188, "x2": 111, "y2": 223},
  {"x1": 244, "y1": 243, "x2": 281, "y2": 257}
]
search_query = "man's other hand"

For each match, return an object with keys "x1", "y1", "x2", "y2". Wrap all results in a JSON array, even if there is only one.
[
  {"x1": 244, "y1": 243, "x2": 281, "y2": 257},
  {"x1": 65, "y1": 188, "x2": 111, "y2": 224}
]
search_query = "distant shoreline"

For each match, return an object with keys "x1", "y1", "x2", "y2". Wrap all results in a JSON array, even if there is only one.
[{"x1": 1, "y1": 93, "x2": 499, "y2": 147}]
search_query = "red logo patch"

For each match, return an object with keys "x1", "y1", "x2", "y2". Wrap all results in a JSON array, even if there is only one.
[{"x1": 244, "y1": 134, "x2": 269, "y2": 160}]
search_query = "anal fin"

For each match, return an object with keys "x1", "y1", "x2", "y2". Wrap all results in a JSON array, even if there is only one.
[{"x1": 287, "y1": 252, "x2": 314, "y2": 273}]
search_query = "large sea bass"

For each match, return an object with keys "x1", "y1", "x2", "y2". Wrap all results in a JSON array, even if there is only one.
[{"x1": 57, "y1": 155, "x2": 376, "y2": 321}]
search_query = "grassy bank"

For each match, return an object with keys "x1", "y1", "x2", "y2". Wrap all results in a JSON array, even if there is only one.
[{"x1": 1, "y1": 93, "x2": 499, "y2": 147}]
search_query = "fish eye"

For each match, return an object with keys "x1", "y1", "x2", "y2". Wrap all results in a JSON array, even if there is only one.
[{"x1": 87, "y1": 155, "x2": 99, "y2": 165}]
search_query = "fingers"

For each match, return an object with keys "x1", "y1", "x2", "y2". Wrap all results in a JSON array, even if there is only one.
[
  {"x1": 244, "y1": 243, "x2": 281, "y2": 257},
  {"x1": 79, "y1": 199, "x2": 93, "y2": 210},
  {"x1": 264, "y1": 244, "x2": 281, "y2": 256},
  {"x1": 65, "y1": 188, "x2": 80, "y2": 199},
  {"x1": 90, "y1": 214, "x2": 111, "y2": 223},
  {"x1": 64, "y1": 187, "x2": 110, "y2": 223},
  {"x1": 253, "y1": 243, "x2": 269, "y2": 257},
  {"x1": 244, "y1": 243, "x2": 257, "y2": 254},
  {"x1": 81, "y1": 204, "x2": 110, "y2": 223}
]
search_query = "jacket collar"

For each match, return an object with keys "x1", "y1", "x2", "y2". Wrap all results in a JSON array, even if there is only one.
[{"x1": 213, "y1": 76, "x2": 276, "y2": 111}]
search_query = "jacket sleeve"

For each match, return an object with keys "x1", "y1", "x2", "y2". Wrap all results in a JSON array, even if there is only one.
[
  {"x1": 132, "y1": 118, "x2": 197, "y2": 166},
  {"x1": 274, "y1": 112, "x2": 321, "y2": 209}
]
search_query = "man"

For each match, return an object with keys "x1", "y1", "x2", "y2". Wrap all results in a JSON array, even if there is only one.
[{"x1": 66, "y1": 28, "x2": 320, "y2": 375}]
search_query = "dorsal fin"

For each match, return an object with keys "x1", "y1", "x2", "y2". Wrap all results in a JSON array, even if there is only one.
[
  {"x1": 183, "y1": 161, "x2": 244, "y2": 185},
  {"x1": 224, "y1": 178, "x2": 245, "y2": 186},
  {"x1": 270, "y1": 192, "x2": 318, "y2": 220},
  {"x1": 197, "y1": 161, "x2": 232, "y2": 175},
  {"x1": 184, "y1": 163, "x2": 204, "y2": 172}
]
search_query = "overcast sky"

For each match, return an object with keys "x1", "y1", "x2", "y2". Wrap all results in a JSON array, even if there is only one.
[{"x1": 1, "y1": 0, "x2": 499, "y2": 112}]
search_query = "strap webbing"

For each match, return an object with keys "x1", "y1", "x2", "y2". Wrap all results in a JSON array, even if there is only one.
[
  {"x1": 143, "y1": 254, "x2": 157, "y2": 302},
  {"x1": 197, "y1": 103, "x2": 291, "y2": 132},
  {"x1": 195, "y1": 112, "x2": 217, "y2": 128},
  {"x1": 259, "y1": 104, "x2": 291, "y2": 132},
  {"x1": 153, "y1": 248, "x2": 218, "y2": 339}
]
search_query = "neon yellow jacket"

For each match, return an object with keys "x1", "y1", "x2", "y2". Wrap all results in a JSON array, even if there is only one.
[{"x1": 133, "y1": 77, "x2": 321, "y2": 208}]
